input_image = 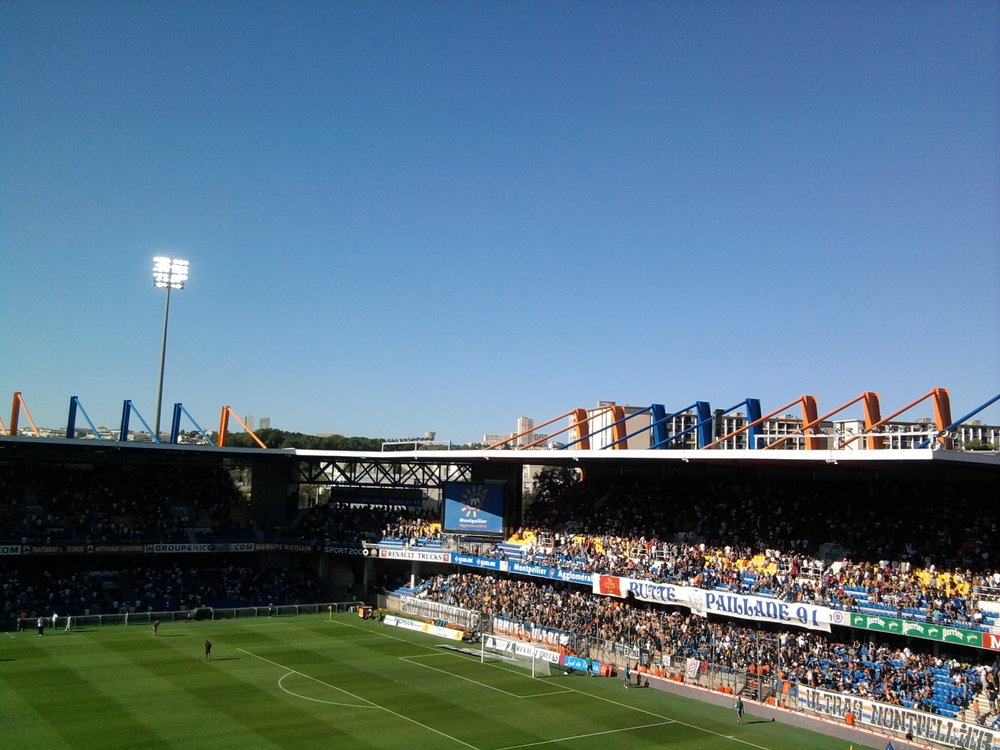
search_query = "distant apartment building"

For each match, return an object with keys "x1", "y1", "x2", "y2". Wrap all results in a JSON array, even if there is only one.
[
  {"x1": 516, "y1": 417, "x2": 534, "y2": 447},
  {"x1": 580, "y1": 401, "x2": 654, "y2": 449},
  {"x1": 830, "y1": 418, "x2": 999, "y2": 451},
  {"x1": 484, "y1": 417, "x2": 546, "y2": 449}
]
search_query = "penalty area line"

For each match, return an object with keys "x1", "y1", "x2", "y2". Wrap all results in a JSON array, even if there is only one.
[
  {"x1": 401, "y1": 654, "x2": 569, "y2": 699},
  {"x1": 238, "y1": 647, "x2": 378, "y2": 707}
]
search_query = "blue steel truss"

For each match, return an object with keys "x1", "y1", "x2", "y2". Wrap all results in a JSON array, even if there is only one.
[
  {"x1": 170, "y1": 403, "x2": 215, "y2": 445},
  {"x1": 66, "y1": 396, "x2": 104, "y2": 440},
  {"x1": 119, "y1": 400, "x2": 160, "y2": 442}
]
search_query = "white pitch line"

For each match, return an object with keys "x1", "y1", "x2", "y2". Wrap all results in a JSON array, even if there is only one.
[
  {"x1": 238, "y1": 648, "x2": 379, "y2": 706},
  {"x1": 318, "y1": 620, "x2": 780, "y2": 749},
  {"x1": 401, "y1": 653, "x2": 569, "y2": 699},
  {"x1": 276, "y1": 672, "x2": 379, "y2": 708},
  {"x1": 238, "y1": 647, "x2": 481, "y2": 750},
  {"x1": 551, "y1": 683, "x2": 778, "y2": 750},
  {"x1": 495, "y1": 721, "x2": 675, "y2": 749}
]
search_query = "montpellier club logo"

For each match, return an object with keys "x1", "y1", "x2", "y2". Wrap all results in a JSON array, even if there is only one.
[{"x1": 461, "y1": 484, "x2": 489, "y2": 519}]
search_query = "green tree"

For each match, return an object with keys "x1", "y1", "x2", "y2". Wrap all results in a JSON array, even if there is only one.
[
  {"x1": 527, "y1": 467, "x2": 579, "y2": 505},
  {"x1": 961, "y1": 438, "x2": 997, "y2": 452},
  {"x1": 220, "y1": 428, "x2": 384, "y2": 451}
]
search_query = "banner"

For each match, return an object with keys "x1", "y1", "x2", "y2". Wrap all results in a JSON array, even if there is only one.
[
  {"x1": 506, "y1": 561, "x2": 592, "y2": 586},
  {"x1": 591, "y1": 575, "x2": 832, "y2": 632},
  {"x1": 849, "y1": 614, "x2": 983, "y2": 648},
  {"x1": 798, "y1": 686, "x2": 1000, "y2": 750},
  {"x1": 483, "y1": 634, "x2": 561, "y2": 665},
  {"x1": 453, "y1": 553, "x2": 502, "y2": 570},
  {"x1": 685, "y1": 658, "x2": 702, "y2": 679},
  {"x1": 371, "y1": 548, "x2": 452, "y2": 563},
  {"x1": 384, "y1": 614, "x2": 463, "y2": 641},
  {"x1": 323, "y1": 545, "x2": 366, "y2": 556},
  {"x1": 18, "y1": 542, "x2": 268, "y2": 555},
  {"x1": 690, "y1": 590, "x2": 829, "y2": 632},
  {"x1": 15, "y1": 540, "x2": 322, "y2": 555}
]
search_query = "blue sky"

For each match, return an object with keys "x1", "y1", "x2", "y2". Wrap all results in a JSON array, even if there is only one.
[{"x1": 2, "y1": 0, "x2": 998, "y2": 444}]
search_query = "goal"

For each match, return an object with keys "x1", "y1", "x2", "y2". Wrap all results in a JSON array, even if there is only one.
[{"x1": 480, "y1": 634, "x2": 558, "y2": 678}]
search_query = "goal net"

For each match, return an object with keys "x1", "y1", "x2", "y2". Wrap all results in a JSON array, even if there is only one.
[{"x1": 480, "y1": 634, "x2": 558, "y2": 678}]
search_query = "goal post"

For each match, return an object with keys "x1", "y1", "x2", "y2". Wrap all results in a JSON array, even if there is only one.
[{"x1": 480, "y1": 634, "x2": 558, "y2": 678}]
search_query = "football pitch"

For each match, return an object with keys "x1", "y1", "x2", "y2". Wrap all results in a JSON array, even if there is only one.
[{"x1": 4, "y1": 613, "x2": 877, "y2": 749}]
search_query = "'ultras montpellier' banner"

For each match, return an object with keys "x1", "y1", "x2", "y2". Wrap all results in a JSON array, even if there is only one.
[
  {"x1": 594, "y1": 575, "x2": 832, "y2": 632},
  {"x1": 798, "y1": 686, "x2": 999, "y2": 750},
  {"x1": 442, "y1": 481, "x2": 505, "y2": 535}
]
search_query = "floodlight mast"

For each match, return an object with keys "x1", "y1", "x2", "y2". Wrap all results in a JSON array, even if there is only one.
[{"x1": 152, "y1": 257, "x2": 189, "y2": 439}]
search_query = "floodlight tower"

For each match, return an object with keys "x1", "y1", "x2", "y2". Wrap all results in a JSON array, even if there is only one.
[{"x1": 152, "y1": 256, "x2": 189, "y2": 439}]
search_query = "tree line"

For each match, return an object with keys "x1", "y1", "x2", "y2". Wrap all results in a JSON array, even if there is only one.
[{"x1": 221, "y1": 428, "x2": 483, "y2": 451}]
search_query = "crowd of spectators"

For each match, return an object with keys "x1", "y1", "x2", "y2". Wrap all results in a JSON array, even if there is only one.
[
  {"x1": 119, "y1": 562, "x2": 320, "y2": 610},
  {"x1": 291, "y1": 474, "x2": 999, "y2": 624},
  {"x1": 521, "y1": 473, "x2": 995, "y2": 571},
  {"x1": 334, "y1": 473, "x2": 997, "y2": 635},
  {"x1": 495, "y1": 534, "x2": 991, "y2": 630},
  {"x1": 293, "y1": 503, "x2": 440, "y2": 547},
  {"x1": 413, "y1": 570, "x2": 996, "y2": 724},
  {"x1": 1, "y1": 462, "x2": 252, "y2": 544},
  {"x1": 0, "y1": 462, "x2": 316, "y2": 622},
  {"x1": 1, "y1": 560, "x2": 321, "y2": 620}
]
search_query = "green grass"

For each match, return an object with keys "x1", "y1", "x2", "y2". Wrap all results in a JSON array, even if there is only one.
[{"x1": 3, "y1": 613, "x2": 877, "y2": 749}]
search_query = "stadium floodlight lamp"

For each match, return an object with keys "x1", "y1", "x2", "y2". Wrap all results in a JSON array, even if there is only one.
[
  {"x1": 153, "y1": 256, "x2": 189, "y2": 289},
  {"x1": 152, "y1": 257, "x2": 190, "y2": 439}
]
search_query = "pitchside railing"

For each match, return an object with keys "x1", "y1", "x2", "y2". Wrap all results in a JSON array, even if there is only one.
[{"x1": 22, "y1": 602, "x2": 362, "y2": 630}]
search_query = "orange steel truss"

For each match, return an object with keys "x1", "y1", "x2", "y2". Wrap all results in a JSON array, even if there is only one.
[
  {"x1": 3, "y1": 392, "x2": 41, "y2": 437},
  {"x1": 217, "y1": 405, "x2": 267, "y2": 448},
  {"x1": 707, "y1": 389, "x2": 953, "y2": 451},
  {"x1": 837, "y1": 388, "x2": 953, "y2": 451}
]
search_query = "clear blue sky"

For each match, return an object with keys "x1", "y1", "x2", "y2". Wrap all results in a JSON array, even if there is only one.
[{"x1": 2, "y1": 0, "x2": 998, "y2": 444}]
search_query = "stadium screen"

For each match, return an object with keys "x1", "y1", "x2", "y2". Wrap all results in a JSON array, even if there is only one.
[{"x1": 441, "y1": 481, "x2": 505, "y2": 535}]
